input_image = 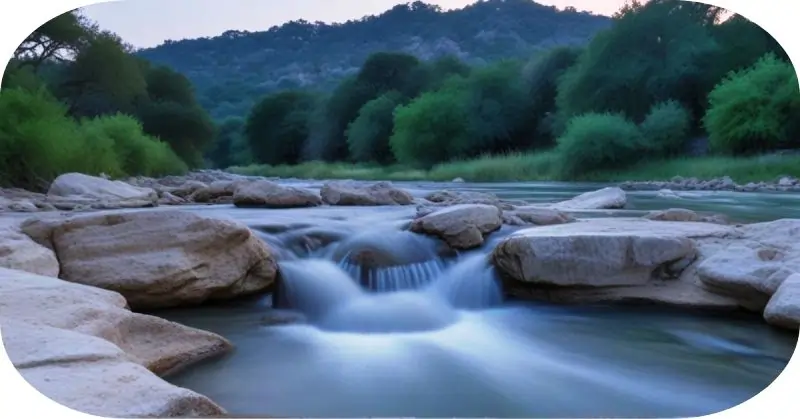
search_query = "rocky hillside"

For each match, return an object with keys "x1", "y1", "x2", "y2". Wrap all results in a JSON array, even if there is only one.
[{"x1": 136, "y1": 0, "x2": 611, "y2": 119}]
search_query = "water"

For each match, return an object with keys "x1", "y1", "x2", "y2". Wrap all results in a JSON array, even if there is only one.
[{"x1": 151, "y1": 181, "x2": 798, "y2": 418}]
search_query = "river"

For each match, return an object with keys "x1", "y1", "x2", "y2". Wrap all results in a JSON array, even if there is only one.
[{"x1": 148, "y1": 181, "x2": 799, "y2": 418}]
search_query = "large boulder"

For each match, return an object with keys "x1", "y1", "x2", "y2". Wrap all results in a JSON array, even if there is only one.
[
  {"x1": 47, "y1": 173, "x2": 158, "y2": 208},
  {"x1": 233, "y1": 180, "x2": 322, "y2": 208},
  {"x1": 0, "y1": 267, "x2": 229, "y2": 417},
  {"x1": 0, "y1": 227, "x2": 59, "y2": 277},
  {"x1": 321, "y1": 181, "x2": 414, "y2": 206},
  {"x1": 763, "y1": 273, "x2": 800, "y2": 329},
  {"x1": 696, "y1": 219, "x2": 800, "y2": 311},
  {"x1": 410, "y1": 204, "x2": 502, "y2": 250},
  {"x1": 551, "y1": 187, "x2": 627, "y2": 210},
  {"x1": 491, "y1": 218, "x2": 726, "y2": 288},
  {"x1": 21, "y1": 210, "x2": 278, "y2": 310}
]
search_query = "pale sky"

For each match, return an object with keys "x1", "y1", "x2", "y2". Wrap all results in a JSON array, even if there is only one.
[{"x1": 81, "y1": 0, "x2": 627, "y2": 48}]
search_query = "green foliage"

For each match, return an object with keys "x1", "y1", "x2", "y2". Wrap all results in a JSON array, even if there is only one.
[
  {"x1": 639, "y1": 100, "x2": 691, "y2": 156},
  {"x1": 306, "y1": 77, "x2": 376, "y2": 161},
  {"x1": 144, "y1": 65, "x2": 197, "y2": 107},
  {"x1": 207, "y1": 117, "x2": 245, "y2": 168},
  {"x1": 346, "y1": 91, "x2": 404, "y2": 164},
  {"x1": 704, "y1": 54, "x2": 800, "y2": 155},
  {"x1": 556, "y1": 112, "x2": 645, "y2": 177},
  {"x1": 137, "y1": 101, "x2": 216, "y2": 168},
  {"x1": 555, "y1": 0, "x2": 719, "y2": 129},
  {"x1": 246, "y1": 90, "x2": 315, "y2": 165}
]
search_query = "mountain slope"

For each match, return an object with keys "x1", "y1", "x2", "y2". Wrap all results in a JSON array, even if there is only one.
[{"x1": 137, "y1": 0, "x2": 612, "y2": 120}]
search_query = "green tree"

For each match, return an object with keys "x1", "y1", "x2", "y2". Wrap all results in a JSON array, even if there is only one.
[
  {"x1": 704, "y1": 54, "x2": 800, "y2": 155},
  {"x1": 246, "y1": 90, "x2": 315, "y2": 165},
  {"x1": 207, "y1": 117, "x2": 244, "y2": 168},
  {"x1": 144, "y1": 65, "x2": 197, "y2": 107},
  {"x1": 556, "y1": 112, "x2": 645, "y2": 177},
  {"x1": 13, "y1": 10, "x2": 94, "y2": 70},
  {"x1": 346, "y1": 91, "x2": 404, "y2": 164},
  {"x1": 639, "y1": 100, "x2": 691, "y2": 156},
  {"x1": 137, "y1": 101, "x2": 216, "y2": 168}
]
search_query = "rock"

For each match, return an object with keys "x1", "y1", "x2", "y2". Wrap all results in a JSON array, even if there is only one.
[
  {"x1": 656, "y1": 189, "x2": 681, "y2": 199},
  {"x1": 321, "y1": 181, "x2": 414, "y2": 206},
  {"x1": 233, "y1": 180, "x2": 322, "y2": 208},
  {"x1": 157, "y1": 191, "x2": 186, "y2": 206},
  {"x1": 645, "y1": 208, "x2": 702, "y2": 222},
  {"x1": 551, "y1": 187, "x2": 627, "y2": 210},
  {"x1": 0, "y1": 227, "x2": 59, "y2": 277},
  {"x1": 410, "y1": 204, "x2": 502, "y2": 250},
  {"x1": 778, "y1": 176, "x2": 797, "y2": 187},
  {"x1": 0, "y1": 267, "x2": 229, "y2": 417},
  {"x1": 21, "y1": 210, "x2": 278, "y2": 310},
  {"x1": 502, "y1": 207, "x2": 575, "y2": 226},
  {"x1": 492, "y1": 218, "x2": 733, "y2": 288},
  {"x1": 720, "y1": 176, "x2": 736, "y2": 189},
  {"x1": 452, "y1": 177, "x2": 465, "y2": 183},
  {"x1": 171, "y1": 180, "x2": 208, "y2": 198},
  {"x1": 188, "y1": 180, "x2": 239, "y2": 203},
  {"x1": 424, "y1": 190, "x2": 515, "y2": 210},
  {"x1": 696, "y1": 219, "x2": 800, "y2": 312},
  {"x1": 764, "y1": 273, "x2": 800, "y2": 329},
  {"x1": 47, "y1": 173, "x2": 158, "y2": 208}
]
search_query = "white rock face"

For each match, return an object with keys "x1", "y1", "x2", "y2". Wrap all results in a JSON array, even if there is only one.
[
  {"x1": 48, "y1": 172, "x2": 158, "y2": 207},
  {"x1": 0, "y1": 226, "x2": 59, "y2": 277},
  {"x1": 764, "y1": 273, "x2": 800, "y2": 329},
  {"x1": 551, "y1": 187, "x2": 627, "y2": 210},
  {"x1": 21, "y1": 210, "x2": 279, "y2": 309},
  {"x1": 0, "y1": 267, "x2": 230, "y2": 417}
]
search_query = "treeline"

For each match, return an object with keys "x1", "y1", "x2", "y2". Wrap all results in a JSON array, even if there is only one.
[
  {"x1": 1, "y1": 11, "x2": 213, "y2": 190},
  {"x1": 223, "y1": 0, "x2": 797, "y2": 178}
]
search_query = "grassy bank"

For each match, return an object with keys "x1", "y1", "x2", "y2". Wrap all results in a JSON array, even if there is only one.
[{"x1": 227, "y1": 152, "x2": 800, "y2": 184}]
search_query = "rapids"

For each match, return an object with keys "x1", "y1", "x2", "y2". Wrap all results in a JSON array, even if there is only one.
[{"x1": 152, "y1": 181, "x2": 798, "y2": 418}]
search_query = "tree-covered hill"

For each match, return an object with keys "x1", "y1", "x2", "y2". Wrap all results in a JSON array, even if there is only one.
[{"x1": 136, "y1": 0, "x2": 611, "y2": 120}]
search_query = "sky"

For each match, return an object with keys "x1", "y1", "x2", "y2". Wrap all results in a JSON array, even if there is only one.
[{"x1": 81, "y1": 0, "x2": 628, "y2": 48}]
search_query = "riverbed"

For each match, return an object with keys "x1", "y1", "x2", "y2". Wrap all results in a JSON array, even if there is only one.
[{"x1": 142, "y1": 181, "x2": 798, "y2": 417}]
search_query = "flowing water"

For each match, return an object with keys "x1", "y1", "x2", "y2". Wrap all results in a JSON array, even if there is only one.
[{"x1": 152, "y1": 181, "x2": 799, "y2": 418}]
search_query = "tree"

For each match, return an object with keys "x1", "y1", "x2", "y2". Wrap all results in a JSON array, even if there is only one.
[
  {"x1": 246, "y1": 90, "x2": 315, "y2": 165},
  {"x1": 13, "y1": 10, "x2": 94, "y2": 70},
  {"x1": 138, "y1": 101, "x2": 216, "y2": 168},
  {"x1": 207, "y1": 117, "x2": 244, "y2": 168},
  {"x1": 346, "y1": 91, "x2": 404, "y2": 164},
  {"x1": 144, "y1": 65, "x2": 197, "y2": 107}
]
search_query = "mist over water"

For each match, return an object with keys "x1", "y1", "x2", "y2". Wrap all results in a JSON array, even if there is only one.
[{"x1": 155, "y1": 181, "x2": 798, "y2": 418}]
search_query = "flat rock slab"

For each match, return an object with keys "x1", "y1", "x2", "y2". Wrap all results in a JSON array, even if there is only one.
[
  {"x1": 492, "y1": 218, "x2": 734, "y2": 287},
  {"x1": 0, "y1": 226, "x2": 59, "y2": 277},
  {"x1": 233, "y1": 179, "x2": 321, "y2": 208},
  {"x1": 0, "y1": 267, "x2": 229, "y2": 417},
  {"x1": 20, "y1": 210, "x2": 278, "y2": 310},
  {"x1": 321, "y1": 181, "x2": 414, "y2": 206},
  {"x1": 764, "y1": 273, "x2": 800, "y2": 329},
  {"x1": 550, "y1": 187, "x2": 627, "y2": 210}
]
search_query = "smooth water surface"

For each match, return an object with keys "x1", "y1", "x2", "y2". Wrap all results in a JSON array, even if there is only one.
[{"x1": 152, "y1": 181, "x2": 798, "y2": 418}]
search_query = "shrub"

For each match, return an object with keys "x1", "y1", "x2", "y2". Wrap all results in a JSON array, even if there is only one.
[
  {"x1": 0, "y1": 88, "x2": 88, "y2": 189},
  {"x1": 704, "y1": 54, "x2": 800, "y2": 155},
  {"x1": 556, "y1": 112, "x2": 645, "y2": 177},
  {"x1": 639, "y1": 100, "x2": 691, "y2": 156},
  {"x1": 245, "y1": 90, "x2": 315, "y2": 165},
  {"x1": 346, "y1": 91, "x2": 403, "y2": 164}
]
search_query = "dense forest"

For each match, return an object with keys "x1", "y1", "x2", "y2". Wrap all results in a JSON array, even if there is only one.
[
  {"x1": 138, "y1": 0, "x2": 612, "y2": 120},
  {"x1": 1, "y1": 0, "x2": 798, "y2": 190}
]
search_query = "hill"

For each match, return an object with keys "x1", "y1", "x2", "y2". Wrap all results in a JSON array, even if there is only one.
[{"x1": 136, "y1": 0, "x2": 612, "y2": 120}]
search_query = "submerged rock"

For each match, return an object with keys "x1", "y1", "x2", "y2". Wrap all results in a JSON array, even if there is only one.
[
  {"x1": 321, "y1": 181, "x2": 414, "y2": 206},
  {"x1": 233, "y1": 179, "x2": 321, "y2": 208},
  {"x1": 0, "y1": 267, "x2": 229, "y2": 417},
  {"x1": 411, "y1": 204, "x2": 503, "y2": 250},
  {"x1": 21, "y1": 210, "x2": 279, "y2": 310}
]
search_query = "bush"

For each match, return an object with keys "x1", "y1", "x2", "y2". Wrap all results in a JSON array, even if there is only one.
[
  {"x1": 0, "y1": 88, "x2": 89, "y2": 189},
  {"x1": 346, "y1": 91, "x2": 403, "y2": 164},
  {"x1": 556, "y1": 112, "x2": 645, "y2": 177},
  {"x1": 639, "y1": 100, "x2": 691, "y2": 156},
  {"x1": 80, "y1": 114, "x2": 187, "y2": 177},
  {"x1": 704, "y1": 54, "x2": 800, "y2": 155}
]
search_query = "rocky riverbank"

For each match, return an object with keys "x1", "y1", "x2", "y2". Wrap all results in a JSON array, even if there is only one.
[
  {"x1": 1, "y1": 175, "x2": 798, "y2": 417},
  {"x1": 619, "y1": 175, "x2": 800, "y2": 193}
]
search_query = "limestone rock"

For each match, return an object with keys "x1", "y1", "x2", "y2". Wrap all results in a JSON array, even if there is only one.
[
  {"x1": 0, "y1": 268, "x2": 229, "y2": 417},
  {"x1": 551, "y1": 187, "x2": 627, "y2": 210},
  {"x1": 644, "y1": 208, "x2": 729, "y2": 225},
  {"x1": 20, "y1": 210, "x2": 278, "y2": 309},
  {"x1": 321, "y1": 181, "x2": 414, "y2": 206},
  {"x1": 234, "y1": 180, "x2": 322, "y2": 208},
  {"x1": 502, "y1": 207, "x2": 575, "y2": 226},
  {"x1": 0, "y1": 227, "x2": 59, "y2": 277},
  {"x1": 157, "y1": 191, "x2": 186, "y2": 206},
  {"x1": 764, "y1": 273, "x2": 800, "y2": 329},
  {"x1": 48, "y1": 173, "x2": 158, "y2": 208},
  {"x1": 424, "y1": 190, "x2": 516, "y2": 210},
  {"x1": 410, "y1": 204, "x2": 502, "y2": 250}
]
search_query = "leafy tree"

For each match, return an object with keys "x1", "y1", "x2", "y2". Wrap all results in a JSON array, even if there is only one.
[
  {"x1": 704, "y1": 54, "x2": 800, "y2": 155},
  {"x1": 137, "y1": 101, "x2": 216, "y2": 168},
  {"x1": 246, "y1": 90, "x2": 315, "y2": 165},
  {"x1": 639, "y1": 100, "x2": 691, "y2": 156},
  {"x1": 13, "y1": 10, "x2": 94, "y2": 70},
  {"x1": 207, "y1": 117, "x2": 244, "y2": 168},
  {"x1": 346, "y1": 91, "x2": 404, "y2": 164},
  {"x1": 555, "y1": 0, "x2": 719, "y2": 130},
  {"x1": 305, "y1": 77, "x2": 375, "y2": 161},
  {"x1": 144, "y1": 65, "x2": 197, "y2": 107}
]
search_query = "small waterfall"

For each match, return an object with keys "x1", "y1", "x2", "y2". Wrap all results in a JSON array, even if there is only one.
[
  {"x1": 339, "y1": 259, "x2": 447, "y2": 292},
  {"x1": 278, "y1": 259, "x2": 364, "y2": 321},
  {"x1": 427, "y1": 253, "x2": 503, "y2": 310}
]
